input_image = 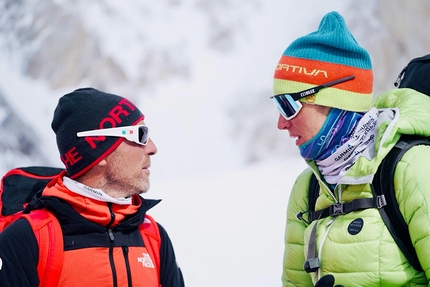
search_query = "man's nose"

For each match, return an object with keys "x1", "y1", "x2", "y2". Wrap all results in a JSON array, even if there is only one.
[{"x1": 145, "y1": 138, "x2": 158, "y2": 155}]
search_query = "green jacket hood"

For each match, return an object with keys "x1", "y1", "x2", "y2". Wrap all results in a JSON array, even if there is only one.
[
  {"x1": 374, "y1": 88, "x2": 430, "y2": 137},
  {"x1": 326, "y1": 88, "x2": 430, "y2": 182}
]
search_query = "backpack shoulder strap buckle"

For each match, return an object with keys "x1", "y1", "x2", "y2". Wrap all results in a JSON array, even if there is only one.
[
  {"x1": 329, "y1": 203, "x2": 344, "y2": 216},
  {"x1": 376, "y1": 194, "x2": 387, "y2": 209}
]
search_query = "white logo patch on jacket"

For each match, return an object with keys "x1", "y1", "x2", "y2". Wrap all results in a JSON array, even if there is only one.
[{"x1": 137, "y1": 253, "x2": 155, "y2": 268}]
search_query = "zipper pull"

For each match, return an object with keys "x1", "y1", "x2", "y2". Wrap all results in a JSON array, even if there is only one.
[{"x1": 108, "y1": 229, "x2": 115, "y2": 241}]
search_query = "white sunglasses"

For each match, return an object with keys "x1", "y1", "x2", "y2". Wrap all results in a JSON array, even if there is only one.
[
  {"x1": 270, "y1": 75, "x2": 355, "y2": 120},
  {"x1": 77, "y1": 125, "x2": 149, "y2": 146}
]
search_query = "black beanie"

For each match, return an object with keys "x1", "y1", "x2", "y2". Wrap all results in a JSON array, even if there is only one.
[{"x1": 51, "y1": 88, "x2": 144, "y2": 179}]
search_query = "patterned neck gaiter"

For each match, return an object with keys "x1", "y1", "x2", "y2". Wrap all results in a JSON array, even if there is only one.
[
  {"x1": 299, "y1": 108, "x2": 363, "y2": 160},
  {"x1": 316, "y1": 108, "x2": 380, "y2": 184}
]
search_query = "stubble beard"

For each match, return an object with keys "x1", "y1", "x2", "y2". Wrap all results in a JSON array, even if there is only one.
[{"x1": 104, "y1": 164, "x2": 150, "y2": 198}]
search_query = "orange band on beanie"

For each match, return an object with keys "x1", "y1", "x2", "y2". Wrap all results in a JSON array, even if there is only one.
[{"x1": 274, "y1": 56, "x2": 373, "y2": 94}]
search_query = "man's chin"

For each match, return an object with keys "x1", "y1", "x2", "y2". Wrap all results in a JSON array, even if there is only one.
[{"x1": 138, "y1": 183, "x2": 150, "y2": 194}]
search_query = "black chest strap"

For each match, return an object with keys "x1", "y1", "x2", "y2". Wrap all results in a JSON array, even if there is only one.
[{"x1": 306, "y1": 196, "x2": 386, "y2": 223}]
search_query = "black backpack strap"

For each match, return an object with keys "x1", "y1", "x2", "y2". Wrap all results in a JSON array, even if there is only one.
[
  {"x1": 304, "y1": 174, "x2": 382, "y2": 223},
  {"x1": 296, "y1": 173, "x2": 320, "y2": 224},
  {"x1": 309, "y1": 198, "x2": 381, "y2": 222},
  {"x1": 308, "y1": 173, "x2": 318, "y2": 212},
  {"x1": 373, "y1": 136, "x2": 429, "y2": 272},
  {"x1": 303, "y1": 173, "x2": 385, "y2": 273}
]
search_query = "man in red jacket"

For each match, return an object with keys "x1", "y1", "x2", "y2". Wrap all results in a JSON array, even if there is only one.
[{"x1": 0, "y1": 88, "x2": 185, "y2": 287}]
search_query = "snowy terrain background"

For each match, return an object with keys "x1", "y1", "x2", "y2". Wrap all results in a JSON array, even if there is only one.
[{"x1": 1, "y1": 0, "x2": 430, "y2": 286}]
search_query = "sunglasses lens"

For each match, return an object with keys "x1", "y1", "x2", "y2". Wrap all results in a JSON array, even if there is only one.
[
  {"x1": 138, "y1": 126, "x2": 149, "y2": 145},
  {"x1": 271, "y1": 94, "x2": 301, "y2": 120}
]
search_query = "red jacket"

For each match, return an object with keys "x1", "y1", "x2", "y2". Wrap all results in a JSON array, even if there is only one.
[{"x1": 0, "y1": 175, "x2": 184, "y2": 287}]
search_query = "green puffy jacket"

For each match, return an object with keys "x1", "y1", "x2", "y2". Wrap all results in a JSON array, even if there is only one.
[{"x1": 282, "y1": 88, "x2": 430, "y2": 287}]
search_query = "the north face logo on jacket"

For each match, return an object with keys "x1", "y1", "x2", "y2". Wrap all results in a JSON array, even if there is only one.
[{"x1": 137, "y1": 253, "x2": 155, "y2": 268}]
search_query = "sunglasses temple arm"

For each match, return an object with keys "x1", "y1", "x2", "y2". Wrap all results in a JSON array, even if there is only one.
[
  {"x1": 77, "y1": 128, "x2": 124, "y2": 138},
  {"x1": 309, "y1": 75, "x2": 356, "y2": 96},
  {"x1": 321, "y1": 75, "x2": 355, "y2": 88}
]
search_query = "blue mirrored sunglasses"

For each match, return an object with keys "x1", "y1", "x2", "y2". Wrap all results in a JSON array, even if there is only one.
[{"x1": 270, "y1": 75, "x2": 355, "y2": 120}]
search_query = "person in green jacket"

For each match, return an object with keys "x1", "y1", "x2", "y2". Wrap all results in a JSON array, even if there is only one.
[{"x1": 271, "y1": 11, "x2": 430, "y2": 287}]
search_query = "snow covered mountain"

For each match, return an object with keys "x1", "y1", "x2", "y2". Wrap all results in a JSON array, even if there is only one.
[
  {"x1": 1, "y1": 0, "x2": 430, "y2": 178},
  {"x1": 1, "y1": 1, "x2": 430, "y2": 286}
]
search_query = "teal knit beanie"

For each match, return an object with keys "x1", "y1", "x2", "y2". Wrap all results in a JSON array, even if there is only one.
[{"x1": 273, "y1": 11, "x2": 373, "y2": 112}]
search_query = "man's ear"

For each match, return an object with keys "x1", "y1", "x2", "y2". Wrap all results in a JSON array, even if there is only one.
[{"x1": 97, "y1": 158, "x2": 107, "y2": 167}]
